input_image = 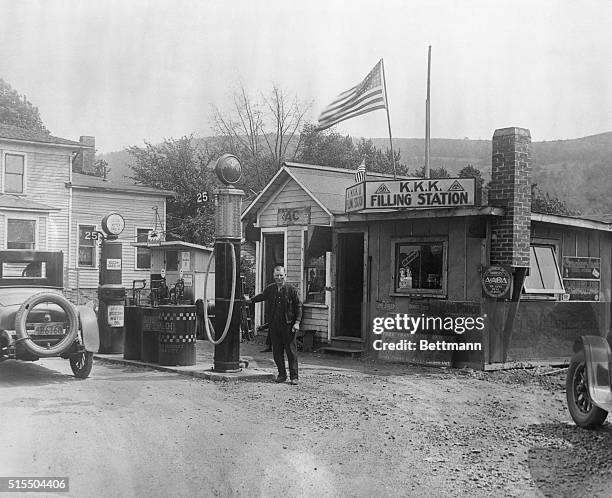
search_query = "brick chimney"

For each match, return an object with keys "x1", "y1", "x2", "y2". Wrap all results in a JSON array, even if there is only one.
[
  {"x1": 488, "y1": 127, "x2": 531, "y2": 268},
  {"x1": 73, "y1": 136, "x2": 96, "y2": 175}
]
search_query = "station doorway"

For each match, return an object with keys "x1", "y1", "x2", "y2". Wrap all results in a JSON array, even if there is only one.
[
  {"x1": 335, "y1": 232, "x2": 365, "y2": 339},
  {"x1": 262, "y1": 232, "x2": 285, "y2": 322}
]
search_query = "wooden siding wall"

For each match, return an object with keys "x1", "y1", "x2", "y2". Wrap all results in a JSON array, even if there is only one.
[
  {"x1": 531, "y1": 222, "x2": 612, "y2": 301},
  {"x1": 257, "y1": 178, "x2": 331, "y2": 336},
  {"x1": 369, "y1": 216, "x2": 482, "y2": 304},
  {"x1": 0, "y1": 144, "x2": 71, "y2": 253},
  {"x1": 70, "y1": 189, "x2": 166, "y2": 290},
  {"x1": 258, "y1": 179, "x2": 330, "y2": 227}
]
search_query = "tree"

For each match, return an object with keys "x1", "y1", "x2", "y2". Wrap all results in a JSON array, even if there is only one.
[
  {"x1": 411, "y1": 164, "x2": 451, "y2": 178},
  {"x1": 531, "y1": 183, "x2": 579, "y2": 216},
  {"x1": 127, "y1": 136, "x2": 221, "y2": 245},
  {"x1": 211, "y1": 83, "x2": 310, "y2": 194},
  {"x1": 355, "y1": 138, "x2": 405, "y2": 176},
  {"x1": 0, "y1": 78, "x2": 49, "y2": 133},
  {"x1": 459, "y1": 164, "x2": 484, "y2": 189},
  {"x1": 296, "y1": 126, "x2": 406, "y2": 175},
  {"x1": 295, "y1": 124, "x2": 358, "y2": 169}
]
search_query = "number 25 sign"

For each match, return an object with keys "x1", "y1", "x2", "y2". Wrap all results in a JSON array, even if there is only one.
[{"x1": 277, "y1": 207, "x2": 311, "y2": 226}]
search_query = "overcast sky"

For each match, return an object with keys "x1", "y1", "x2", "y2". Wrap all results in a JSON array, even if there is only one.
[{"x1": 1, "y1": 0, "x2": 611, "y2": 152}]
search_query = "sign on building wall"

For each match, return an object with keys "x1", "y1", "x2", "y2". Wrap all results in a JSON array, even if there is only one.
[
  {"x1": 277, "y1": 207, "x2": 311, "y2": 226},
  {"x1": 481, "y1": 265, "x2": 512, "y2": 299},
  {"x1": 562, "y1": 256, "x2": 601, "y2": 301},
  {"x1": 180, "y1": 251, "x2": 191, "y2": 271},
  {"x1": 345, "y1": 178, "x2": 475, "y2": 213},
  {"x1": 106, "y1": 258, "x2": 122, "y2": 270}
]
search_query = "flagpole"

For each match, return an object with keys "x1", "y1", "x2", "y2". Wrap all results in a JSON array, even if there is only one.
[
  {"x1": 424, "y1": 46, "x2": 431, "y2": 179},
  {"x1": 380, "y1": 59, "x2": 397, "y2": 179}
]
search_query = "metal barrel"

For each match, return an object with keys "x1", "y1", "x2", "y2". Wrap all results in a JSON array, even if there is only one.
[
  {"x1": 123, "y1": 306, "x2": 142, "y2": 360},
  {"x1": 141, "y1": 307, "x2": 163, "y2": 363},
  {"x1": 158, "y1": 306, "x2": 197, "y2": 366}
]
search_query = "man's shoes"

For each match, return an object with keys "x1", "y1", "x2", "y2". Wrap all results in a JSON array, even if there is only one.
[
  {"x1": 260, "y1": 347, "x2": 272, "y2": 353},
  {"x1": 289, "y1": 379, "x2": 298, "y2": 385},
  {"x1": 275, "y1": 376, "x2": 287, "y2": 383}
]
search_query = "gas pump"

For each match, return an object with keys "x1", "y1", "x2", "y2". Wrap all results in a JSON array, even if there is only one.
[
  {"x1": 203, "y1": 154, "x2": 244, "y2": 372},
  {"x1": 97, "y1": 213, "x2": 126, "y2": 354}
]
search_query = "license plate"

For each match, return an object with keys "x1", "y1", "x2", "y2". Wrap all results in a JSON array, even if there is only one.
[{"x1": 32, "y1": 322, "x2": 65, "y2": 335}]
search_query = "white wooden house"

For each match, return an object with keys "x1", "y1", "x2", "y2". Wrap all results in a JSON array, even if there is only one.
[{"x1": 0, "y1": 124, "x2": 172, "y2": 304}]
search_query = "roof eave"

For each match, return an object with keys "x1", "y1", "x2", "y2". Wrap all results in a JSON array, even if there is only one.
[
  {"x1": 67, "y1": 182, "x2": 175, "y2": 197},
  {"x1": 0, "y1": 137, "x2": 91, "y2": 150},
  {"x1": 335, "y1": 206, "x2": 504, "y2": 223},
  {"x1": 531, "y1": 212, "x2": 612, "y2": 231}
]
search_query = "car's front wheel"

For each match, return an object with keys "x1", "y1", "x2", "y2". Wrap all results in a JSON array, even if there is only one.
[
  {"x1": 70, "y1": 351, "x2": 93, "y2": 379},
  {"x1": 566, "y1": 349, "x2": 609, "y2": 429}
]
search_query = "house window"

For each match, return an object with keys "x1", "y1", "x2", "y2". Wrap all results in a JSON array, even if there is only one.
[
  {"x1": 393, "y1": 239, "x2": 447, "y2": 295},
  {"x1": 4, "y1": 154, "x2": 25, "y2": 194},
  {"x1": 523, "y1": 245, "x2": 565, "y2": 296},
  {"x1": 7, "y1": 219, "x2": 36, "y2": 249},
  {"x1": 304, "y1": 226, "x2": 331, "y2": 304},
  {"x1": 136, "y1": 228, "x2": 151, "y2": 270},
  {"x1": 78, "y1": 225, "x2": 97, "y2": 267}
]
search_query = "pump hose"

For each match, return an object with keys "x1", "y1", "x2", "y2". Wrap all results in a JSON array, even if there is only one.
[{"x1": 203, "y1": 240, "x2": 237, "y2": 345}]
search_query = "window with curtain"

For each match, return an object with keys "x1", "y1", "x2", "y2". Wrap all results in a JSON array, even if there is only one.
[{"x1": 7, "y1": 219, "x2": 36, "y2": 249}]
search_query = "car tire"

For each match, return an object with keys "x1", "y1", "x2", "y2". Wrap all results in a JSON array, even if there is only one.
[
  {"x1": 566, "y1": 349, "x2": 609, "y2": 429},
  {"x1": 70, "y1": 351, "x2": 93, "y2": 379},
  {"x1": 15, "y1": 292, "x2": 79, "y2": 358}
]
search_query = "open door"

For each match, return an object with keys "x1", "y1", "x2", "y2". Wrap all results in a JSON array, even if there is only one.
[
  {"x1": 335, "y1": 232, "x2": 365, "y2": 339},
  {"x1": 261, "y1": 232, "x2": 285, "y2": 323}
]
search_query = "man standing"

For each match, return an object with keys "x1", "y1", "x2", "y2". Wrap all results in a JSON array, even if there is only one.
[{"x1": 249, "y1": 266, "x2": 302, "y2": 385}]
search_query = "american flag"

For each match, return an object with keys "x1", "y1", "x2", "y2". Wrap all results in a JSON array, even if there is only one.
[
  {"x1": 316, "y1": 59, "x2": 387, "y2": 132},
  {"x1": 354, "y1": 159, "x2": 366, "y2": 183}
]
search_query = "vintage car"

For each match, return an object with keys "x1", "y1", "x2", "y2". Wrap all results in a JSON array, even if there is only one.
[
  {"x1": 0, "y1": 250, "x2": 99, "y2": 378},
  {"x1": 566, "y1": 335, "x2": 612, "y2": 428}
]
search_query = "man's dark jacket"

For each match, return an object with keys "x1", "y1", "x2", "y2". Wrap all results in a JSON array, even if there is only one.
[{"x1": 251, "y1": 283, "x2": 303, "y2": 325}]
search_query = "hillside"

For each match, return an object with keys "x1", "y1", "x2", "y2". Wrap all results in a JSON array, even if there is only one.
[{"x1": 99, "y1": 132, "x2": 612, "y2": 220}]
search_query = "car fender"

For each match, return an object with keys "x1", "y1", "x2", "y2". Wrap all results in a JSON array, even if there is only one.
[
  {"x1": 77, "y1": 305, "x2": 100, "y2": 353},
  {"x1": 573, "y1": 335, "x2": 612, "y2": 411}
]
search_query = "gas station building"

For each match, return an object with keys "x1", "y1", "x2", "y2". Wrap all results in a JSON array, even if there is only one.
[{"x1": 242, "y1": 127, "x2": 612, "y2": 369}]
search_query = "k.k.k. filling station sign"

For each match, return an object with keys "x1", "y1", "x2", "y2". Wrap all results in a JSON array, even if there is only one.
[{"x1": 345, "y1": 178, "x2": 475, "y2": 212}]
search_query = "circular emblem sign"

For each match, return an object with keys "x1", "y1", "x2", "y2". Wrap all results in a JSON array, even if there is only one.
[
  {"x1": 101, "y1": 213, "x2": 125, "y2": 236},
  {"x1": 482, "y1": 266, "x2": 512, "y2": 298},
  {"x1": 215, "y1": 154, "x2": 242, "y2": 185}
]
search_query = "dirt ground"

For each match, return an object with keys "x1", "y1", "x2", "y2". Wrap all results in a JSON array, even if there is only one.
[
  {"x1": 211, "y1": 346, "x2": 612, "y2": 497},
  {"x1": 2, "y1": 342, "x2": 611, "y2": 497}
]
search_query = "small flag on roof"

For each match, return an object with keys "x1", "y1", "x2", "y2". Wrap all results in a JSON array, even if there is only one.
[{"x1": 354, "y1": 159, "x2": 367, "y2": 183}]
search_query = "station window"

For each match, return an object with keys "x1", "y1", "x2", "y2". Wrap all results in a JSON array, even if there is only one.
[
  {"x1": 78, "y1": 224, "x2": 96, "y2": 267},
  {"x1": 392, "y1": 238, "x2": 447, "y2": 295},
  {"x1": 523, "y1": 245, "x2": 565, "y2": 297},
  {"x1": 135, "y1": 228, "x2": 152, "y2": 270},
  {"x1": 7, "y1": 219, "x2": 36, "y2": 249},
  {"x1": 304, "y1": 226, "x2": 331, "y2": 304}
]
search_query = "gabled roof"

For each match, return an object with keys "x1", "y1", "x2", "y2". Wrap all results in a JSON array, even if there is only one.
[
  {"x1": 69, "y1": 172, "x2": 175, "y2": 197},
  {"x1": 0, "y1": 124, "x2": 86, "y2": 148},
  {"x1": 241, "y1": 162, "x2": 405, "y2": 221},
  {"x1": 0, "y1": 193, "x2": 59, "y2": 211}
]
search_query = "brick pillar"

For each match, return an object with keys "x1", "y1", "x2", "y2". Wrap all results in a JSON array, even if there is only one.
[
  {"x1": 489, "y1": 127, "x2": 531, "y2": 268},
  {"x1": 73, "y1": 136, "x2": 96, "y2": 174}
]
